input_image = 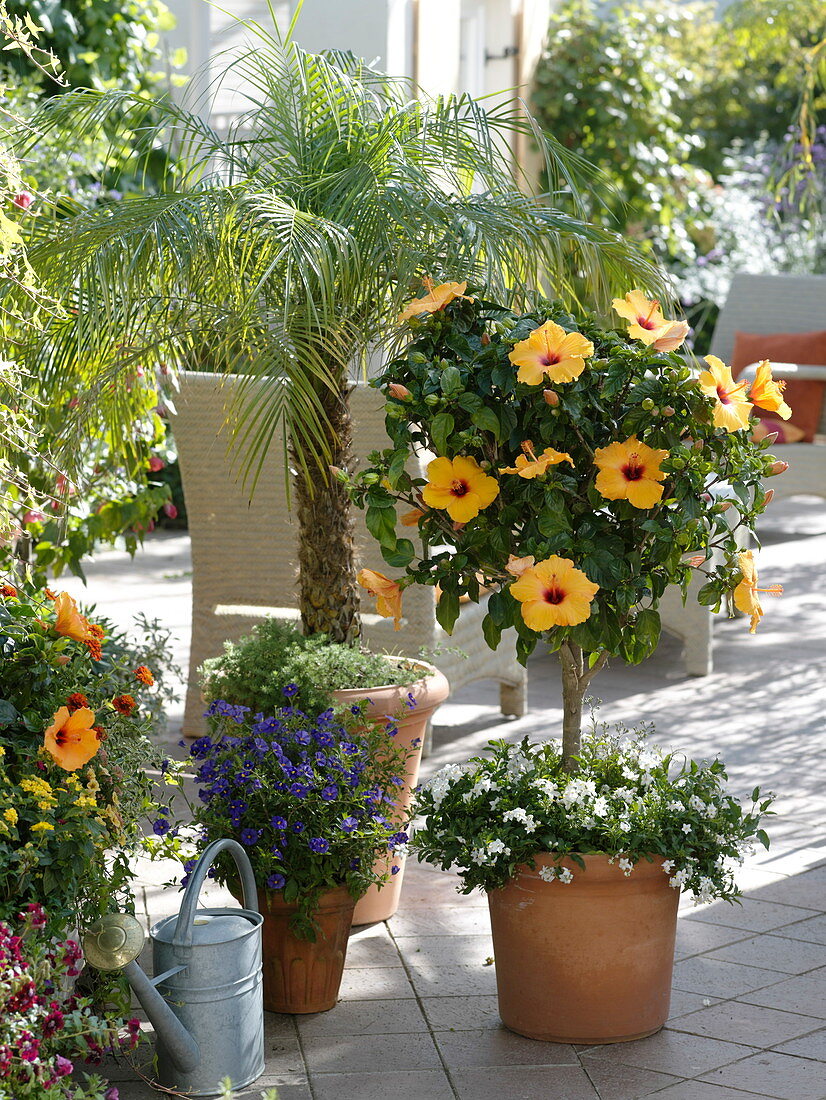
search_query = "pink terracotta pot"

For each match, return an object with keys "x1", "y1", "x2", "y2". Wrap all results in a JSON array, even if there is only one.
[
  {"x1": 487, "y1": 853, "x2": 679, "y2": 1044},
  {"x1": 332, "y1": 658, "x2": 449, "y2": 923}
]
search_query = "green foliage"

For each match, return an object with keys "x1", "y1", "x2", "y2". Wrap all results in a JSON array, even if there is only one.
[
  {"x1": 348, "y1": 293, "x2": 777, "y2": 670},
  {"x1": 0, "y1": 585, "x2": 164, "y2": 933},
  {"x1": 412, "y1": 727, "x2": 773, "y2": 901},
  {"x1": 200, "y1": 618, "x2": 423, "y2": 718},
  {"x1": 3, "y1": 0, "x2": 177, "y2": 93}
]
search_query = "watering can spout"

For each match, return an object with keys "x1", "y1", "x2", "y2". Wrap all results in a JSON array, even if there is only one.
[{"x1": 83, "y1": 915, "x2": 201, "y2": 1075}]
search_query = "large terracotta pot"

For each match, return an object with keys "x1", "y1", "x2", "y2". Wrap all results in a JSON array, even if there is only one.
[
  {"x1": 332, "y1": 658, "x2": 450, "y2": 924},
  {"x1": 258, "y1": 885, "x2": 354, "y2": 1013},
  {"x1": 487, "y1": 853, "x2": 679, "y2": 1044}
]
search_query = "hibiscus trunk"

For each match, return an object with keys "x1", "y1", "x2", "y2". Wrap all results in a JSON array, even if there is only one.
[
  {"x1": 559, "y1": 642, "x2": 585, "y2": 773},
  {"x1": 291, "y1": 370, "x2": 361, "y2": 643}
]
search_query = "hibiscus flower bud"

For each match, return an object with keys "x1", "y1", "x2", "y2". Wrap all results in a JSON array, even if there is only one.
[
  {"x1": 693, "y1": 439, "x2": 704, "y2": 451},
  {"x1": 768, "y1": 460, "x2": 789, "y2": 476},
  {"x1": 388, "y1": 383, "x2": 412, "y2": 400},
  {"x1": 481, "y1": 333, "x2": 491, "y2": 347},
  {"x1": 12, "y1": 191, "x2": 33, "y2": 210},
  {"x1": 148, "y1": 455, "x2": 164, "y2": 472},
  {"x1": 163, "y1": 502, "x2": 178, "y2": 519},
  {"x1": 543, "y1": 389, "x2": 560, "y2": 407},
  {"x1": 662, "y1": 406, "x2": 675, "y2": 417},
  {"x1": 763, "y1": 488, "x2": 774, "y2": 505}
]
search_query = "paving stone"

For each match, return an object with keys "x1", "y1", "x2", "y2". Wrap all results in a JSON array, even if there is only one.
[
  {"x1": 388, "y1": 904, "x2": 491, "y2": 936},
  {"x1": 747, "y1": 871, "x2": 826, "y2": 913},
  {"x1": 674, "y1": 919, "x2": 751, "y2": 960},
  {"x1": 336, "y1": 965, "x2": 415, "y2": 1000},
  {"x1": 579, "y1": 1031, "x2": 755, "y2": 1078},
  {"x1": 668, "y1": 990, "x2": 721, "y2": 1019},
  {"x1": 404, "y1": 959, "x2": 498, "y2": 997},
  {"x1": 420, "y1": 994, "x2": 503, "y2": 1031},
  {"x1": 232, "y1": 1075, "x2": 312, "y2": 1100},
  {"x1": 775, "y1": 913, "x2": 826, "y2": 945},
  {"x1": 294, "y1": 997, "x2": 428, "y2": 1037},
  {"x1": 344, "y1": 925, "x2": 403, "y2": 967},
  {"x1": 579, "y1": 1061, "x2": 682, "y2": 1099},
  {"x1": 668, "y1": 1000, "x2": 822, "y2": 1048},
  {"x1": 434, "y1": 1027, "x2": 578, "y2": 1067},
  {"x1": 394, "y1": 932, "x2": 494, "y2": 968},
  {"x1": 772, "y1": 1025, "x2": 826, "y2": 1061},
  {"x1": 704, "y1": 932, "x2": 826, "y2": 974},
  {"x1": 648, "y1": 1083, "x2": 771, "y2": 1099},
  {"x1": 671, "y1": 954, "x2": 786, "y2": 999},
  {"x1": 301, "y1": 1030, "x2": 442, "y2": 1073},
  {"x1": 740, "y1": 967, "x2": 826, "y2": 1018},
  {"x1": 700, "y1": 1049, "x2": 826, "y2": 1099},
  {"x1": 309, "y1": 1069, "x2": 455, "y2": 1100},
  {"x1": 688, "y1": 897, "x2": 817, "y2": 934},
  {"x1": 451, "y1": 1064, "x2": 601, "y2": 1099}
]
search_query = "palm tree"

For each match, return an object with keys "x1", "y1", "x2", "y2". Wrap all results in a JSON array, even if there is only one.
[{"x1": 21, "y1": 15, "x2": 661, "y2": 642}]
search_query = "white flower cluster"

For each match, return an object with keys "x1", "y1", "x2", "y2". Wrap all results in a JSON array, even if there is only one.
[
  {"x1": 502, "y1": 807, "x2": 538, "y2": 833},
  {"x1": 421, "y1": 762, "x2": 468, "y2": 809},
  {"x1": 538, "y1": 865, "x2": 574, "y2": 884}
]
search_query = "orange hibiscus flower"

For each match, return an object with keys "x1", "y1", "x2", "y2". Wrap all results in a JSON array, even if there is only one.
[
  {"x1": 508, "y1": 320, "x2": 594, "y2": 385},
  {"x1": 612, "y1": 290, "x2": 689, "y2": 352},
  {"x1": 421, "y1": 456, "x2": 499, "y2": 522},
  {"x1": 398, "y1": 278, "x2": 470, "y2": 323},
  {"x1": 748, "y1": 361, "x2": 792, "y2": 420},
  {"x1": 697, "y1": 356, "x2": 753, "y2": 432},
  {"x1": 593, "y1": 436, "x2": 669, "y2": 509},
  {"x1": 733, "y1": 550, "x2": 782, "y2": 634},
  {"x1": 509, "y1": 556, "x2": 599, "y2": 631},
  {"x1": 400, "y1": 508, "x2": 426, "y2": 527},
  {"x1": 43, "y1": 706, "x2": 100, "y2": 771},
  {"x1": 499, "y1": 441, "x2": 574, "y2": 479},
  {"x1": 53, "y1": 591, "x2": 89, "y2": 642},
  {"x1": 357, "y1": 569, "x2": 403, "y2": 629}
]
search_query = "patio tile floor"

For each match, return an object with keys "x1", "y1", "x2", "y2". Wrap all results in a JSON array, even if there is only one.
[{"x1": 72, "y1": 495, "x2": 826, "y2": 1098}]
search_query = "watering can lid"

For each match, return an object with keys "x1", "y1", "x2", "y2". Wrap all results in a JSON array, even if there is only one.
[{"x1": 152, "y1": 908, "x2": 259, "y2": 947}]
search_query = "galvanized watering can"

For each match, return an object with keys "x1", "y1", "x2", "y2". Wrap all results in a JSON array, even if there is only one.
[{"x1": 84, "y1": 838, "x2": 265, "y2": 1097}]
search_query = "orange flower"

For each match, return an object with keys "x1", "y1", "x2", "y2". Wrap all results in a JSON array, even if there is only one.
[
  {"x1": 400, "y1": 508, "x2": 426, "y2": 527},
  {"x1": 112, "y1": 694, "x2": 136, "y2": 716},
  {"x1": 387, "y1": 383, "x2": 412, "y2": 400},
  {"x1": 499, "y1": 441, "x2": 573, "y2": 478},
  {"x1": 44, "y1": 588, "x2": 57, "y2": 600},
  {"x1": 357, "y1": 569, "x2": 403, "y2": 629},
  {"x1": 53, "y1": 592, "x2": 89, "y2": 642},
  {"x1": 398, "y1": 278, "x2": 470, "y2": 323},
  {"x1": 697, "y1": 356, "x2": 753, "y2": 432},
  {"x1": 134, "y1": 665, "x2": 155, "y2": 686},
  {"x1": 43, "y1": 706, "x2": 100, "y2": 771},
  {"x1": 508, "y1": 320, "x2": 594, "y2": 385},
  {"x1": 733, "y1": 550, "x2": 782, "y2": 634},
  {"x1": 593, "y1": 436, "x2": 669, "y2": 509},
  {"x1": 748, "y1": 361, "x2": 792, "y2": 420},
  {"x1": 421, "y1": 456, "x2": 499, "y2": 522},
  {"x1": 66, "y1": 692, "x2": 89, "y2": 712},
  {"x1": 0, "y1": 583, "x2": 17, "y2": 597},
  {"x1": 84, "y1": 622, "x2": 105, "y2": 662},
  {"x1": 505, "y1": 554, "x2": 535, "y2": 578},
  {"x1": 509, "y1": 556, "x2": 599, "y2": 631},
  {"x1": 612, "y1": 290, "x2": 689, "y2": 352}
]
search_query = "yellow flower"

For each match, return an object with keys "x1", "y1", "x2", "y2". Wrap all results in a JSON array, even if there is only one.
[
  {"x1": 43, "y1": 706, "x2": 101, "y2": 771},
  {"x1": 30, "y1": 822, "x2": 55, "y2": 833},
  {"x1": 3, "y1": 808, "x2": 17, "y2": 825},
  {"x1": 612, "y1": 290, "x2": 689, "y2": 351},
  {"x1": 505, "y1": 554, "x2": 536, "y2": 578},
  {"x1": 20, "y1": 777, "x2": 56, "y2": 805},
  {"x1": 508, "y1": 320, "x2": 594, "y2": 385},
  {"x1": 733, "y1": 550, "x2": 782, "y2": 634},
  {"x1": 593, "y1": 436, "x2": 669, "y2": 509},
  {"x1": 748, "y1": 360, "x2": 792, "y2": 420},
  {"x1": 74, "y1": 793, "x2": 98, "y2": 809},
  {"x1": 509, "y1": 556, "x2": 599, "y2": 631},
  {"x1": 53, "y1": 591, "x2": 90, "y2": 642},
  {"x1": 499, "y1": 441, "x2": 574, "y2": 478},
  {"x1": 697, "y1": 356, "x2": 753, "y2": 432},
  {"x1": 421, "y1": 456, "x2": 499, "y2": 522},
  {"x1": 398, "y1": 278, "x2": 470, "y2": 323},
  {"x1": 357, "y1": 569, "x2": 403, "y2": 630}
]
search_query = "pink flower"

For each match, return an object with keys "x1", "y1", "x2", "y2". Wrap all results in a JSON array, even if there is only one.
[
  {"x1": 148, "y1": 455, "x2": 165, "y2": 472},
  {"x1": 12, "y1": 191, "x2": 33, "y2": 210},
  {"x1": 54, "y1": 1055, "x2": 73, "y2": 1077},
  {"x1": 22, "y1": 509, "x2": 46, "y2": 525},
  {"x1": 163, "y1": 502, "x2": 178, "y2": 519}
]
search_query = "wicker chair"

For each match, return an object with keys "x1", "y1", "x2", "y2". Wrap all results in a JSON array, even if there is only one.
[
  {"x1": 171, "y1": 371, "x2": 527, "y2": 738},
  {"x1": 657, "y1": 272, "x2": 826, "y2": 675}
]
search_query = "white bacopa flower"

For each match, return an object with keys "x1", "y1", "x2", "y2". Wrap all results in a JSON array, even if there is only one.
[
  {"x1": 669, "y1": 868, "x2": 689, "y2": 889},
  {"x1": 592, "y1": 795, "x2": 610, "y2": 817},
  {"x1": 470, "y1": 847, "x2": 488, "y2": 865},
  {"x1": 538, "y1": 865, "x2": 556, "y2": 883},
  {"x1": 621, "y1": 765, "x2": 637, "y2": 781},
  {"x1": 562, "y1": 778, "x2": 597, "y2": 808},
  {"x1": 533, "y1": 779, "x2": 560, "y2": 800},
  {"x1": 689, "y1": 795, "x2": 705, "y2": 812},
  {"x1": 661, "y1": 859, "x2": 674, "y2": 873},
  {"x1": 682, "y1": 823, "x2": 692, "y2": 834},
  {"x1": 487, "y1": 838, "x2": 511, "y2": 856},
  {"x1": 558, "y1": 867, "x2": 574, "y2": 884},
  {"x1": 616, "y1": 818, "x2": 631, "y2": 832},
  {"x1": 703, "y1": 803, "x2": 718, "y2": 819},
  {"x1": 639, "y1": 771, "x2": 654, "y2": 788},
  {"x1": 615, "y1": 786, "x2": 635, "y2": 803},
  {"x1": 617, "y1": 857, "x2": 633, "y2": 876}
]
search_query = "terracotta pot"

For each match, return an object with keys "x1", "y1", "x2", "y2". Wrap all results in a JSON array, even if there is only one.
[
  {"x1": 258, "y1": 885, "x2": 354, "y2": 1013},
  {"x1": 332, "y1": 658, "x2": 450, "y2": 923},
  {"x1": 487, "y1": 853, "x2": 679, "y2": 1044}
]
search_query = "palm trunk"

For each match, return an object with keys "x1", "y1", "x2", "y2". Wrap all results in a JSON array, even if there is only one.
[{"x1": 291, "y1": 372, "x2": 361, "y2": 643}]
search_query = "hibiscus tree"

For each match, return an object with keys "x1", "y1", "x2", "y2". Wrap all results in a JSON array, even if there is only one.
[{"x1": 348, "y1": 287, "x2": 787, "y2": 769}]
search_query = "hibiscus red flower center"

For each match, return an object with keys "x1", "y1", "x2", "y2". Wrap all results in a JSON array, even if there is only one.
[
  {"x1": 621, "y1": 459, "x2": 644, "y2": 481},
  {"x1": 540, "y1": 353, "x2": 561, "y2": 366},
  {"x1": 635, "y1": 315, "x2": 657, "y2": 330},
  {"x1": 543, "y1": 586, "x2": 565, "y2": 605},
  {"x1": 716, "y1": 385, "x2": 731, "y2": 405},
  {"x1": 451, "y1": 480, "x2": 469, "y2": 497}
]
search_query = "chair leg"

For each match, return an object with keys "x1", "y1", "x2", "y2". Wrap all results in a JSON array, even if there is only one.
[{"x1": 500, "y1": 673, "x2": 527, "y2": 718}]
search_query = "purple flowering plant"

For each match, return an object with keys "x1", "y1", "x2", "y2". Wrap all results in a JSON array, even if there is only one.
[
  {"x1": 160, "y1": 690, "x2": 413, "y2": 939},
  {"x1": 0, "y1": 904, "x2": 141, "y2": 1099}
]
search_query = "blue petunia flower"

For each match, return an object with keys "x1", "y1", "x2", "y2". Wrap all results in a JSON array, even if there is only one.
[
  {"x1": 271, "y1": 816, "x2": 288, "y2": 830},
  {"x1": 266, "y1": 873, "x2": 286, "y2": 890},
  {"x1": 240, "y1": 828, "x2": 262, "y2": 846},
  {"x1": 340, "y1": 816, "x2": 359, "y2": 833},
  {"x1": 308, "y1": 837, "x2": 330, "y2": 853},
  {"x1": 321, "y1": 784, "x2": 339, "y2": 801},
  {"x1": 153, "y1": 818, "x2": 171, "y2": 836}
]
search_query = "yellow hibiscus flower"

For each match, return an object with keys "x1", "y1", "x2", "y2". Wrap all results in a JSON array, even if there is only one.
[
  {"x1": 43, "y1": 706, "x2": 101, "y2": 771},
  {"x1": 593, "y1": 436, "x2": 669, "y2": 509},
  {"x1": 612, "y1": 290, "x2": 689, "y2": 352},
  {"x1": 733, "y1": 550, "x2": 782, "y2": 634},
  {"x1": 357, "y1": 569, "x2": 403, "y2": 629},
  {"x1": 421, "y1": 456, "x2": 499, "y2": 522},
  {"x1": 398, "y1": 278, "x2": 470, "y2": 323},
  {"x1": 508, "y1": 320, "x2": 595, "y2": 385},
  {"x1": 499, "y1": 442, "x2": 574, "y2": 478},
  {"x1": 509, "y1": 556, "x2": 599, "y2": 631},
  {"x1": 748, "y1": 360, "x2": 792, "y2": 420},
  {"x1": 697, "y1": 356, "x2": 753, "y2": 432}
]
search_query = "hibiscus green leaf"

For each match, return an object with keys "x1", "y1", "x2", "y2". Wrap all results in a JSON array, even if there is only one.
[
  {"x1": 435, "y1": 589, "x2": 460, "y2": 634},
  {"x1": 430, "y1": 411, "x2": 455, "y2": 454},
  {"x1": 0, "y1": 699, "x2": 18, "y2": 726},
  {"x1": 365, "y1": 504, "x2": 398, "y2": 547},
  {"x1": 439, "y1": 365, "x2": 463, "y2": 396},
  {"x1": 381, "y1": 539, "x2": 415, "y2": 568},
  {"x1": 471, "y1": 405, "x2": 501, "y2": 440},
  {"x1": 756, "y1": 829, "x2": 770, "y2": 850},
  {"x1": 481, "y1": 613, "x2": 502, "y2": 650}
]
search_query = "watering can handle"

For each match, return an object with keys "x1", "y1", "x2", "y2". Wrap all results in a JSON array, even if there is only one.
[{"x1": 172, "y1": 838, "x2": 259, "y2": 953}]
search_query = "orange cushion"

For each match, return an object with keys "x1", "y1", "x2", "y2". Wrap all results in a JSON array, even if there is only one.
[{"x1": 731, "y1": 330, "x2": 826, "y2": 443}]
